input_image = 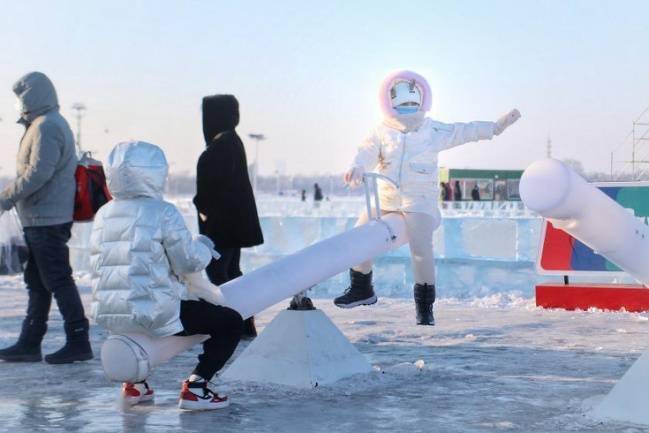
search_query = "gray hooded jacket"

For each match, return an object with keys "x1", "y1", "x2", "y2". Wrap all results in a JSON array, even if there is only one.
[{"x1": 0, "y1": 72, "x2": 77, "y2": 227}]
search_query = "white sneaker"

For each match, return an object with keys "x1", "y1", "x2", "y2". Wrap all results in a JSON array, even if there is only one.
[
  {"x1": 178, "y1": 379, "x2": 229, "y2": 410},
  {"x1": 121, "y1": 381, "x2": 154, "y2": 406}
]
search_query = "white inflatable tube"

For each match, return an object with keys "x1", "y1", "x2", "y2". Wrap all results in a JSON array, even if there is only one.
[
  {"x1": 101, "y1": 214, "x2": 408, "y2": 382},
  {"x1": 519, "y1": 158, "x2": 649, "y2": 285},
  {"x1": 101, "y1": 333, "x2": 206, "y2": 383}
]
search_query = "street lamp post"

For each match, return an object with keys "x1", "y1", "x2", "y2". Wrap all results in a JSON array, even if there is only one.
[
  {"x1": 71, "y1": 103, "x2": 87, "y2": 151},
  {"x1": 248, "y1": 133, "x2": 266, "y2": 195}
]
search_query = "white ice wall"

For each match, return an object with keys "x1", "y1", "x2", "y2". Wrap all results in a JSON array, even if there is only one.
[{"x1": 67, "y1": 202, "x2": 544, "y2": 299}]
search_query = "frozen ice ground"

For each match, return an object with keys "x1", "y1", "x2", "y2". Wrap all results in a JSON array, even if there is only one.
[{"x1": 2, "y1": 275, "x2": 649, "y2": 432}]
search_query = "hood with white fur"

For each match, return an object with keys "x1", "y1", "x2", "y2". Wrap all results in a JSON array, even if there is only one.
[{"x1": 378, "y1": 70, "x2": 432, "y2": 118}]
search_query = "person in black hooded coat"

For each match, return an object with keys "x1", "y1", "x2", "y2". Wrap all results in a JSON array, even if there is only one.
[{"x1": 194, "y1": 95, "x2": 264, "y2": 338}]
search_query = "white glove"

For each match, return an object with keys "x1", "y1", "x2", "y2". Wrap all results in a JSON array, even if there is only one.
[
  {"x1": 196, "y1": 234, "x2": 221, "y2": 260},
  {"x1": 182, "y1": 272, "x2": 226, "y2": 306},
  {"x1": 343, "y1": 166, "x2": 365, "y2": 188},
  {"x1": 494, "y1": 109, "x2": 521, "y2": 135}
]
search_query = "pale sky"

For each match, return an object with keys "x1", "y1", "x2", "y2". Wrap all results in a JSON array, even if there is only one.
[{"x1": 1, "y1": 0, "x2": 648, "y2": 176}]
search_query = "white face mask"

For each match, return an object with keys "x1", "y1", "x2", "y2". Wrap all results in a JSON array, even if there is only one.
[
  {"x1": 14, "y1": 98, "x2": 25, "y2": 114},
  {"x1": 395, "y1": 105, "x2": 419, "y2": 115}
]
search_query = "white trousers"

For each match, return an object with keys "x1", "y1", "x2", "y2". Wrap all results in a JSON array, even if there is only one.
[{"x1": 352, "y1": 210, "x2": 438, "y2": 285}]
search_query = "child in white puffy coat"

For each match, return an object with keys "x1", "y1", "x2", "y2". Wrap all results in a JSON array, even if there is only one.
[
  {"x1": 91, "y1": 141, "x2": 242, "y2": 410},
  {"x1": 333, "y1": 70, "x2": 520, "y2": 325}
]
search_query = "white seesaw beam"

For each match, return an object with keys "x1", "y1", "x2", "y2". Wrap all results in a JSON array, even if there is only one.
[
  {"x1": 101, "y1": 213, "x2": 408, "y2": 383},
  {"x1": 219, "y1": 214, "x2": 407, "y2": 320},
  {"x1": 520, "y1": 158, "x2": 649, "y2": 426},
  {"x1": 519, "y1": 158, "x2": 649, "y2": 286}
]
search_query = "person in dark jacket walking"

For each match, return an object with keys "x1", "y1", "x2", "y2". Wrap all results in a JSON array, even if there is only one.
[
  {"x1": 471, "y1": 184, "x2": 481, "y2": 201},
  {"x1": 193, "y1": 95, "x2": 264, "y2": 338},
  {"x1": 453, "y1": 180, "x2": 463, "y2": 201},
  {"x1": 440, "y1": 182, "x2": 451, "y2": 201},
  {"x1": 0, "y1": 72, "x2": 92, "y2": 364},
  {"x1": 313, "y1": 183, "x2": 323, "y2": 202},
  {"x1": 313, "y1": 183, "x2": 323, "y2": 208}
]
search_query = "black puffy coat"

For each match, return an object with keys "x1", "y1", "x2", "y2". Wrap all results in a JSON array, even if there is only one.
[{"x1": 193, "y1": 95, "x2": 264, "y2": 249}]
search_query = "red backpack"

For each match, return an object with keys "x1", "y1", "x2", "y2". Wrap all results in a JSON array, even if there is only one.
[{"x1": 74, "y1": 152, "x2": 112, "y2": 222}]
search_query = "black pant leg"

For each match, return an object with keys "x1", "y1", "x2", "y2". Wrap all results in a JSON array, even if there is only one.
[
  {"x1": 228, "y1": 248, "x2": 242, "y2": 280},
  {"x1": 226, "y1": 247, "x2": 256, "y2": 336},
  {"x1": 20, "y1": 239, "x2": 52, "y2": 342},
  {"x1": 205, "y1": 247, "x2": 236, "y2": 285},
  {"x1": 179, "y1": 300, "x2": 243, "y2": 381},
  {"x1": 23, "y1": 223, "x2": 89, "y2": 340}
]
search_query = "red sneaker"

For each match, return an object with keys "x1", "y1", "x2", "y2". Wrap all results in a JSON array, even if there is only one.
[
  {"x1": 122, "y1": 381, "x2": 154, "y2": 405},
  {"x1": 178, "y1": 379, "x2": 229, "y2": 410}
]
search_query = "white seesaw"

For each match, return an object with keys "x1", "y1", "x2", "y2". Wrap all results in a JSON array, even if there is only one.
[
  {"x1": 520, "y1": 159, "x2": 649, "y2": 426},
  {"x1": 101, "y1": 174, "x2": 406, "y2": 388}
]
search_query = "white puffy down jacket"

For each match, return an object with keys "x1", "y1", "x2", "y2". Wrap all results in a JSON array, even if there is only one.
[
  {"x1": 353, "y1": 118, "x2": 496, "y2": 216},
  {"x1": 90, "y1": 141, "x2": 212, "y2": 337}
]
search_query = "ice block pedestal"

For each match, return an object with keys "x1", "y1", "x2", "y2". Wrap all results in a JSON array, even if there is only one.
[{"x1": 222, "y1": 309, "x2": 372, "y2": 388}]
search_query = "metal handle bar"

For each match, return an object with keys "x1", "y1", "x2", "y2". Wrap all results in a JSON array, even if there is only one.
[{"x1": 362, "y1": 173, "x2": 399, "y2": 221}]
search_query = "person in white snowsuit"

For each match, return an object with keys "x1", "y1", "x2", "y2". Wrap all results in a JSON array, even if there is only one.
[
  {"x1": 90, "y1": 141, "x2": 243, "y2": 410},
  {"x1": 333, "y1": 70, "x2": 520, "y2": 325}
]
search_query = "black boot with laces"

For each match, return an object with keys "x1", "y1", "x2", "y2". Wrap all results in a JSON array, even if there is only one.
[{"x1": 179, "y1": 376, "x2": 229, "y2": 410}]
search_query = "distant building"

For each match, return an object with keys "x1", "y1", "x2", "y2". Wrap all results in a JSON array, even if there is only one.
[{"x1": 439, "y1": 168, "x2": 524, "y2": 201}]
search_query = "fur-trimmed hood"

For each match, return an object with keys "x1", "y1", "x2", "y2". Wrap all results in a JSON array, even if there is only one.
[{"x1": 378, "y1": 70, "x2": 432, "y2": 118}]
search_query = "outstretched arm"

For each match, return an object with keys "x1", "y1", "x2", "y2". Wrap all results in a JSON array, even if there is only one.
[
  {"x1": 494, "y1": 109, "x2": 521, "y2": 136},
  {"x1": 443, "y1": 109, "x2": 521, "y2": 151}
]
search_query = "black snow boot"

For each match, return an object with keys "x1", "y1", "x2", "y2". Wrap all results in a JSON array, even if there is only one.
[
  {"x1": 414, "y1": 284, "x2": 436, "y2": 326},
  {"x1": 44, "y1": 321, "x2": 93, "y2": 364},
  {"x1": 0, "y1": 320, "x2": 46, "y2": 362},
  {"x1": 288, "y1": 294, "x2": 315, "y2": 311},
  {"x1": 241, "y1": 317, "x2": 257, "y2": 340},
  {"x1": 334, "y1": 269, "x2": 377, "y2": 309}
]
